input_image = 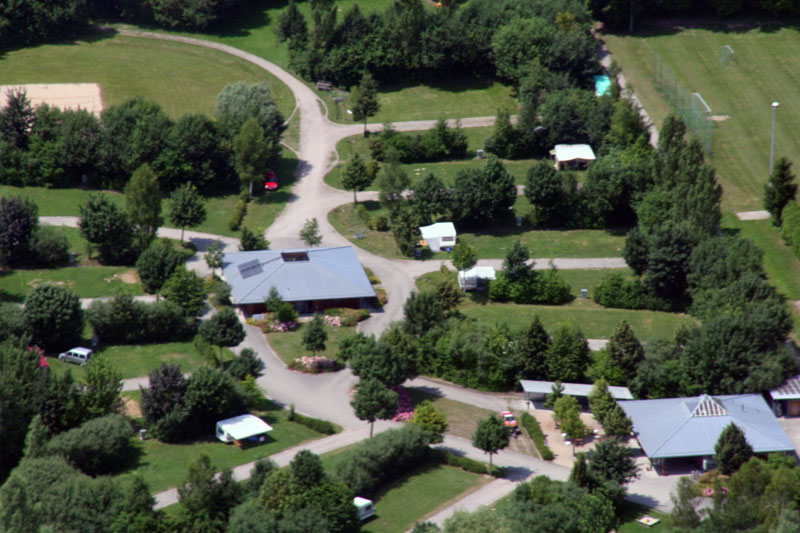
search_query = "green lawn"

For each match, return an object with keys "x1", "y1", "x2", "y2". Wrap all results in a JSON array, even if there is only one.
[
  {"x1": 463, "y1": 299, "x2": 695, "y2": 341},
  {"x1": 118, "y1": 402, "x2": 323, "y2": 492},
  {"x1": 322, "y1": 77, "x2": 516, "y2": 124},
  {"x1": 0, "y1": 33, "x2": 294, "y2": 118},
  {"x1": 120, "y1": 0, "x2": 513, "y2": 123},
  {"x1": 362, "y1": 464, "x2": 490, "y2": 533},
  {"x1": 0, "y1": 150, "x2": 297, "y2": 238},
  {"x1": 602, "y1": 25, "x2": 800, "y2": 213},
  {"x1": 617, "y1": 504, "x2": 672, "y2": 532},
  {"x1": 328, "y1": 201, "x2": 627, "y2": 260},
  {"x1": 326, "y1": 129, "x2": 548, "y2": 189},
  {"x1": 406, "y1": 388, "x2": 494, "y2": 440},
  {"x1": 266, "y1": 323, "x2": 357, "y2": 365},
  {"x1": 0, "y1": 264, "x2": 142, "y2": 303},
  {"x1": 47, "y1": 341, "x2": 212, "y2": 380}
]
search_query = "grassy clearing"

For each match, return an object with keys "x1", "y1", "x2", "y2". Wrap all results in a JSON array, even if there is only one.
[
  {"x1": 118, "y1": 401, "x2": 323, "y2": 492},
  {"x1": 123, "y1": 0, "x2": 512, "y2": 122},
  {"x1": 266, "y1": 323, "x2": 357, "y2": 365},
  {"x1": 406, "y1": 388, "x2": 495, "y2": 440},
  {"x1": 0, "y1": 265, "x2": 142, "y2": 303},
  {"x1": 0, "y1": 33, "x2": 294, "y2": 118},
  {"x1": 326, "y1": 129, "x2": 546, "y2": 189},
  {"x1": 362, "y1": 464, "x2": 490, "y2": 533},
  {"x1": 328, "y1": 201, "x2": 627, "y2": 260},
  {"x1": 0, "y1": 150, "x2": 297, "y2": 237},
  {"x1": 323, "y1": 76, "x2": 516, "y2": 124},
  {"x1": 415, "y1": 269, "x2": 693, "y2": 341},
  {"x1": 47, "y1": 341, "x2": 214, "y2": 380},
  {"x1": 602, "y1": 25, "x2": 800, "y2": 213}
]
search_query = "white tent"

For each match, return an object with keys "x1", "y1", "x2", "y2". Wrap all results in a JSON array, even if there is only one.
[
  {"x1": 552, "y1": 144, "x2": 596, "y2": 170},
  {"x1": 419, "y1": 222, "x2": 457, "y2": 252},
  {"x1": 216, "y1": 414, "x2": 273, "y2": 444},
  {"x1": 458, "y1": 266, "x2": 496, "y2": 291}
]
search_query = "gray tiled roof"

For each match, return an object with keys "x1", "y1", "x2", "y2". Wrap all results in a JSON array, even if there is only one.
[
  {"x1": 770, "y1": 375, "x2": 800, "y2": 400},
  {"x1": 619, "y1": 394, "x2": 795, "y2": 459},
  {"x1": 222, "y1": 246, "x2": 376, "y2": 305}
]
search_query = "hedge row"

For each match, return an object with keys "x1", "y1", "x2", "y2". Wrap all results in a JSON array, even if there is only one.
[
  {"x1": 782, "y1": 202, "x2": 800, "y2": 259},
  {"x1": 433, "y1": 449, "x2": 506, "y2": 477},
  {"x1": 287, "y1": 405, "x2": 341, "y2": 435},
  {"x1": 520, "y1": 412, "x2": 554, "y2": 461}
]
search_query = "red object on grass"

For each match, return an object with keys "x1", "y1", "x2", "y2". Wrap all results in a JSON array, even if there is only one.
[{"x1": 264, "y1": 170, "x2": 278, "y2": 191}]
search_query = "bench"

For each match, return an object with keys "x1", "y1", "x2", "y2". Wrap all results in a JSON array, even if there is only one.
[{"x1": 317, "y1": 81, "x2": 333, "y2": 91}]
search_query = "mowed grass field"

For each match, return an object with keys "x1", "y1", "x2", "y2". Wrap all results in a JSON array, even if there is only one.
[
  {"x1": 602, "y1": 25, "x2": 800, "y2": 213},
  {"x1": 127, "y1": 0, "x2": 515, "y2": 122},
  {"x1": 0, "y1": 33, "x2": 295, "y2": 118},
  {"x1": 603, "y1": 25, "x2": 800, "y2": 319}
]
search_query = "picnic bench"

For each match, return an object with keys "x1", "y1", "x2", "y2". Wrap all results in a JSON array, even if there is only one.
[{"x1": 317, "y1": 81, "x2": 333, "y2": 91}]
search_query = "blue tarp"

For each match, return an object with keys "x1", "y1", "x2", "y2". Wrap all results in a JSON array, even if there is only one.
[{"x1": 594, "y1": 75, "x2": 611, "y2": 97}]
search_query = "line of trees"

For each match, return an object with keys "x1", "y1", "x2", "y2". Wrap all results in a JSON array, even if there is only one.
[{"x1": 0, "y1": 83, "x2": 284, "y2": 194}]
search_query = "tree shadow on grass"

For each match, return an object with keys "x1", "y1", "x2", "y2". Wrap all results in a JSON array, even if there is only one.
[
  {"x1": 379, "y1": 74, "x2": 510, "y2": 97},
  {"x1": 0, "y1": 27, "x2": 117, "y2": 61},
  {"x1": 204, "y1": 0, "x2": 281, "y2": 38}
]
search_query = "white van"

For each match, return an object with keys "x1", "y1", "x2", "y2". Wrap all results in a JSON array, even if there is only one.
[
  {"x1": 58, "y1": 347, "x2": 92, "y2": 366},
  {"x1": 353, "y1": 497, "x2": 375, "y2": 521}
]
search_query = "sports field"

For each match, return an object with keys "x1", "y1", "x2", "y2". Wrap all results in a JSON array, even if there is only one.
[
  {"x1": 603, "y1": 25, "x2": 800, "y2": 212},
  {"x1": 0, "y1": 33, "x2": 295, "y2": 118}
]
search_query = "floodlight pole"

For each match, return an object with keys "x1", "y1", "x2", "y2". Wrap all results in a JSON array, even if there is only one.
[{"x1": 769, "y1": 101, "x2": 779, "y2": 176}]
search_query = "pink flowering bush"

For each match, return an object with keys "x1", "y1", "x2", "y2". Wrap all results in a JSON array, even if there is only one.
[
  {"x1": 289, "y1": 355, "x2": 342, "y2": 374},
  {"x1": 324, "y1": 315, "x2": 342, "y2": 328},
  {"x1": 392, "y1": 386, "x2": 414, "y2": 421},
  {"x1": 256, "y1": 319, "x2": 297, "y2": 333}
]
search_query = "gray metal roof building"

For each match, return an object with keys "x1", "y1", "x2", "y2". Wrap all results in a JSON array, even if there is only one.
[
  {"x1": 619, "y1": 394, "x2": 795, "y2": 459},
  {"x1": 222, "y1": 247, "x2": 375, "y2": 307},
  {"x1": 520, "y1": 380, "x2": 633, "y2": 400}
]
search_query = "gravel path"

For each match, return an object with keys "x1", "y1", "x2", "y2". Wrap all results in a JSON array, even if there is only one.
[{"x1": 736, "y1": 210, "x2": 771, "y2": 220}]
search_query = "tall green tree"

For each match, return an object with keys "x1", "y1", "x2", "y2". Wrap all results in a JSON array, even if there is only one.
[
  {"x1": 515, "y1": 315, "x2": 551, "y2": 379},
  {"x1": 341, "y1": 153, "x2": 373, "y2": 203},
  {"x1": 403, "y1": 291, "x2": 444, "y2": 337},
  {"x1": 83, "y1": 356, "x2": 123, "y2": 419},
  {"x1": 715, "y1": 423, "x2": 753, "y2": 475},
  {"x1": 79, "y1": 193, "x2": 134, "y2": 264},
  {"x1": 178, "y1": 453, "x2": 242, "y2": 528},
  {"x1": 411, "y1": 400, "x2": 448, "y2": 443},
  {"x1": 205, "y1": 241, "x2": 225, "y2": 277},
  {"x1": 239, "y1": 227, "x2": 270, "y2": 251},
  {"x1": 351, "y1": 378, "x2": 398, "y2": 437},
  {"x1": 376, "y1": 161, "x2": 410, "y2": 214},
  {"x1": 302, "y1": 314, "x2": 328, "y2": 354},
  {"x1": 525, "y1": 161, "x2": 566, "y2": 227},
  {"x1": 351, "y1": 73, "x2": 380, "y2": 135},
  {"x1": 24, "y1": 284, "x2": 83, "y2": 352},
  {"x1": 765, "y1": 157, "x2": 798, "y2": 226},
  {"x1": 588, "y1": 439, "x2": 638, "y2": 485},
  {"x1": 198, "y1": 308, "x2": 246, "y2": 362},
  {"x1": 503, "y1": 240, "x2": 531, "y2": 281},
  {"x1": 451, "y1": 241, "x2": 478, "y2": 272},
  {"x1": 161, "y1": 266, "x2": 208, "y2": 316},
  {"x1": 135, "y1": 240, "x2": 184, "y2": 295},
  {"x1": 0, "y1": 88, "x2": 35, "y2": 149},
  {"x1": 167, "y1": 183, "x2": 206, "y2": 243},
  {"x1": 606, "y1": 320, "x2": 645, "y2": 382},
  {"x1": 545, "y1": 325, "x2": 590, "y2": 382},
  {"x1": 233, "y1": 117, "x2": 269, "y2": 199},
  {"x1": 300, "y1": 218, "x2": 322, "y2": 247},
  {"x1": 214, "y1": 81, "x2": 285, "y2": 153},
  {"x1": 472, "y1": 414, "x2": 509, "y2": 471},
  {"x1": 587, "y1": 379, "x2": 616, "y2": 425},
  {"x1": 0, "y1": 196, "x2": 38, "y2": 268}
]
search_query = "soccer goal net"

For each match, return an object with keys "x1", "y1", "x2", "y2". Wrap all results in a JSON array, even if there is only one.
[{"x1": 719, "y1": 45, "x2": 735, "y2": 66}]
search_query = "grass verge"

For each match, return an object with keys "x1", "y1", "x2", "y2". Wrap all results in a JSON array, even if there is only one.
[
  {"x1": 406, "y1": 388, "x2": 494, "y2": 440},
  {"x1": 0, "y1": 33, "x2": 294, "y2": 118},
  {"x1": 361, "y1": 463, "x2": 490, "y2": 533}
]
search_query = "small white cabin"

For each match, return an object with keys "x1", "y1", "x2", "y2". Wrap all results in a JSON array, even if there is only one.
[
  {"x1": 419, "y1": 222, "x2": 457, "y2": 252},
  {"x1": 552, "y1": 144, "x2": 596, "y2": 170},
  {"x1": 353, "y1": 497, "x2": 376, "y2": 520},
  {"x1": 457, "y1": 266, "x2": 496, "y2": 291},
  {"x1": 215, "y1": 414, "x2": 273, "y2": 447}
]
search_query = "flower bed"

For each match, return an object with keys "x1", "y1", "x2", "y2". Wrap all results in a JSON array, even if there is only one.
[
  {"x1": 251, "y1": 318, "x2": 297, "y2": 333},
  {"x1": 288, "y1": 355, "x2": 343, "y2": 374},
  {"x1": 393, "y1": 386, "x2": 414, "y2": 421}
]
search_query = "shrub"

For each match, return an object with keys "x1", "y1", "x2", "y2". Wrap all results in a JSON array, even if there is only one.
[
  {"x1": 364, "y1": 268, "x2": 381, "y2": 285},
  {"x1": 24, "y1": 284, "x2": 83, "y2": 352},
  {"x1": 226, "y1": 348, "x2": 265, "y2": 380},
  {"x1": 87, "y1": 294, "x2": 196, "y2": 344},
  {"x1": 31, "y1": 226, "x2": 70, "y2": 267},
  {"x1": 289, "y1": 412, "x2": 341, "y2": 435},
  {"x1": 276, "y1": 302, "x2": 298, "y2": 324},
  {"x1": 369, "y1": 121, "x2": 468, "y2": 163},
  {"x1": 433, "y1": 449, "x2": 506, "y2": 477},
  {"x1": 288, "y1": 355, "x2": 342, "y2": 373},
  {"x1": 782, "y1": 202, "x2": 800, "y2": 258},
  {"x1": 335, "y1": 425, "x2": 432, "y2": 497},
  {"x1": 45, "y1": 414, "x2": 133, "y2": 476},
  {"x1": 373, "y1": 214, "x2": 390, "y2": 232},
  {"x1": 520, "y1": 412, "x2": 554, "y2": 461},
  {"x1": 374, "y1": 288, "x2": 388, "y2": 307},
  {"x1": 228, "y1": 198, "x2": 247, "y2": 231},
  {"x1": 593, "y1": 273, "x2": 647, "y2": 309},
  {"x1": 355, "y1": 203, "x2": 371, "y2": 229},
  {"x1": 489, "y1": 270, "x2": 571, "y2": 305}
]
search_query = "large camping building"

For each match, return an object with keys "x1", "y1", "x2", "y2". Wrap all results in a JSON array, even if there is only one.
[
  {"x1": 619, "y1": 394, "x2": 794, "y2": 473},
  {"x1": 222, "y1": 246, "x2": 376, "y2": 315}
]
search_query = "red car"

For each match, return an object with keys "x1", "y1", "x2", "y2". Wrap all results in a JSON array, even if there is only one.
[{"x1": 264, "y1": 170, "x2": 278, "y2": 191}]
